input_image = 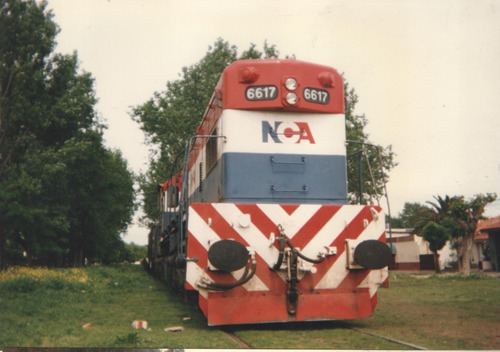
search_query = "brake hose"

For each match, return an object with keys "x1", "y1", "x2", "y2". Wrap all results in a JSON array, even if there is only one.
[
  {"x1": 197, "y1": 258, "x2": 257, "y2": 291},
  {"x1": 271, "y1": 236, "x2": 287, "y2": 270},
  {"x1": 284, "y1": 238, "x2": 326, "y2": 264}
]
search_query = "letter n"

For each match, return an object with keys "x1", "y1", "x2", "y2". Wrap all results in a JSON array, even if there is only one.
[{"x1": 262, "y1": 121, "x2": 281, "y2": 143}]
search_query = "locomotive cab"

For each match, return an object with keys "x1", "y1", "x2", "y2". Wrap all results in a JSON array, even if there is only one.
[{"x1": 189, "y1": 59, "x2": 349, "y2": 206}]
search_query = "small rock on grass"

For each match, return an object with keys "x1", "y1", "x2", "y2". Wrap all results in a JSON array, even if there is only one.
[{"x1": 164, "y1": 326, "x2": 184, "y2": 332}]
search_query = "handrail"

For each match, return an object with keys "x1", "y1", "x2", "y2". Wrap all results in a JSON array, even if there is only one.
[
  {"x1": 270, "y1": 156, "x2": 306, "y2": 165},
  {"x1": 178, "y1": 134, "x2": 227, "y2": 256},
  {"x1": 345, "y1": 140, "x2": 393, "y2": 246}
]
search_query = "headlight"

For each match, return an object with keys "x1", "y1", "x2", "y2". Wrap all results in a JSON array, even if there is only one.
[
  {"x1": 285, "y1": 77, "x2": 298, "y2": 91},
  {"x1": 286, "y1": 92, "x2": 298, "y2": 105}
]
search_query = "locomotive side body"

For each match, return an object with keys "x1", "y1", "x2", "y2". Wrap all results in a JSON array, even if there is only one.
[{"x1": 150, "y1": 59, "x2": 391, "y2": 325}]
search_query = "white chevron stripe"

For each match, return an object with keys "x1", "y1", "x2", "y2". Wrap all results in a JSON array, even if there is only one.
[
  {"x1": 213, "y1": 204, "x2": 279, "y2": 268},
  {"x1": 189, "y1": 263, "x2": 208, "y2": 299},
  {"x1": 360, "y1": 268, "x2": 389, "y2": 297},
  {"x1": 315, "y1": 213, "x2": 385, "y2": 289},
  {"x1": 301, "y1": 205, "x2": 362, "y2": 258},
  {"x1": 256, "y1": 203, "x2": 322, "y2": 238},
  {"x1": 187, "y1": 205, "x2": 269, "y2": 291},
  {"x1": 188, "y1": 204, "x2": 387, "y2": 298},
  {"x1": 187, "y1": 207, "x2": 222, "y2": 249}
]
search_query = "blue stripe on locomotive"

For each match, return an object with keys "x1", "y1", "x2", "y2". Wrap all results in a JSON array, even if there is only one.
[{"x1": 195, "y1": 152, "x2": 347, "y2": 204}]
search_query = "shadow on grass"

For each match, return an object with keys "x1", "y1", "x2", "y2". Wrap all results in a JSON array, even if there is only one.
[{"x1": 220, "y1": 319, "x2": 357, "y2": 333}]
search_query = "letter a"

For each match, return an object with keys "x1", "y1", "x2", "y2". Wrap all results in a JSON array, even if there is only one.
[{"x1": 295, "y1": 122, "x2": 315, "y2": 144}]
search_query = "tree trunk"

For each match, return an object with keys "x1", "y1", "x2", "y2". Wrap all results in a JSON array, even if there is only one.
[
  {"x1": 455, "y1": 238, "x2": 464, "y2": 272},
  {"x1": 0, "y1": 228, "x2": 5, "y2": 269},
  {"x1": 25, "y1": 236, "x2": 33, "y2": 266},
  {"x1": 433, "y1": 251, "x2": 441, "y2": 273},
  {"x1": 459, "y1": 234, "x2": 473, "y2": 275},
  {"x1": 70, "y1": 247, "x2": 84, "y2": 267}
]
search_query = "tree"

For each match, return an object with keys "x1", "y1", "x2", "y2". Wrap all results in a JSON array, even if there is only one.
[
  {"x1": 125, "y1": 242, "x2": 148, "y2": 263},
  {"x1": 132, "y1": 39, "x2": 281, "y2": 222},
  {"x1": 0, "y1": 0, "x2": 136, "y2": 267},
  {"x1": 60, "y1": 133, "x2": 136, "y2": 266},
  {"x1": 133, "y1": 38, "x2": 396, "y2": 223},
  {"x1": 344, "y1": 81, "x2": 397, "y2": 204},
  {"x1": 392, "y1": 202, "x2": 434, "y2": 231},
  {"x1": 447, "y1": 194, "x2": 497, "y2": 274},
  {"x1": 419, "y1": 194, "x2": 497, "y2": 274},
  {"x1": 422, "y1": 221, "x2": 450, "y2": 273}
]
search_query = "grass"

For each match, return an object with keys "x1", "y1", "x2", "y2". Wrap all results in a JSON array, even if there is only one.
[
  {"x1": 1, "y1": 266, "x2": 499, "y2": 349},
  {"x1": 228, "y1": 272, "x2": 500, "y2": 350},
  {"x1": 351, "y1": 273, "x2": 500, "y2": 350},
  {"x1": 0, "y1": 265, "x2": 235, "y2": 348}
]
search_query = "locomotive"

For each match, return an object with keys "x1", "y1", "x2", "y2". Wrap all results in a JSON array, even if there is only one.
[{"x1": 146, "y1": 59, "x2": 392, "y2": 325}]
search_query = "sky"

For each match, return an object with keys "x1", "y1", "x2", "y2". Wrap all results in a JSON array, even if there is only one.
[{"x1": 46, "y1": 0, "x2": 500, "y2": 245}]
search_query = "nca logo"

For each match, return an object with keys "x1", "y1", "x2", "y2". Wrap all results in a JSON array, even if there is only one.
[{"x1": 262, "y1": 121, "x2": 316, "y2": 144}]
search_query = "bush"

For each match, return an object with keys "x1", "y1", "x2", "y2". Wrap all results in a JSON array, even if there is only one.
[{"x1": 0, "y1": 266, "x2": 90, "y2": 293}]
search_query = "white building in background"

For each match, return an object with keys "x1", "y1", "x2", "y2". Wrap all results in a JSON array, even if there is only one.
[{"x1": 387, "y1": 228, "x2": 455, "y2": 271}]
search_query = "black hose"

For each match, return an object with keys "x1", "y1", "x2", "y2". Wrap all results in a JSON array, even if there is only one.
[
  {"x1": 271, "y1": 237, "x2": 286, "y2": 270},
  {"x1": 199, "y1": 259, "x2": 257, "y2": 291},
  {"x1": 285, "y1": 238, "x2": 325, "y2": 264}
]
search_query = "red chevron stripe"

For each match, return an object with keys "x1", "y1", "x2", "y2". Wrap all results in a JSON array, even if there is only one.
[
  {"x1": 235, "y1": 204, "x2": 281, "y2": 248},
  {"x1": 298, "y1": 206, "x2": 374, "y2": 290},
  {"x1": 187, "y1": 230, "x2": 208, "y2": 267},
  {"x1": 322, "y1": 230, "x2": 387, "y2": 291},
  {"x1": 280, "y1": 204, "x2": 300, "y2": 215},
  {"x1": 370, "y1": 292, "x2": 378, "y2": 309},
  {"x1": 186, "y1": 229, "x2": 239, "y2": 286},
  {"x1": 189, "y1": 203, "x2": 287, "y2": 291},
  {"x1": 288, "y1": 206, "x2": 341, "y2": 249},
  {"x1": 339, "y1": 231, "x2": 387, "y2": 290}
]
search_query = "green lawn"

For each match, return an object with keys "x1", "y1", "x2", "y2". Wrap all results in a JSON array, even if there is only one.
[
  {"x1": 0, "y1": 265, "x2": 235, "y2": 348},
  {"x1": 357, "y1": 273, "x2": 500, "y2": 350},
  {"x1": 1, "y1": 265, "x2": 499, "y2": 349}
]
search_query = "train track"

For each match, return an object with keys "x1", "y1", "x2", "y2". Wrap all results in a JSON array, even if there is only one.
[
  {"x1": 222, "y1": 323, "x2": 428, "y2": 350},
  {"x1": 334, "y1": 322, "x2": 428, "y2": 350},
  {"x1": 221, "y1": 328, "x2": 254, "y2": 349}
]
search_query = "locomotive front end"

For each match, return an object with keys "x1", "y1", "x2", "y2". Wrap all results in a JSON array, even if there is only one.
[
  {"x1": 186, "y1": 203, "x2": 391, "y2": 325},
  {"x1": 178, "y1": 59, "x2": 392, "y2": 325}
]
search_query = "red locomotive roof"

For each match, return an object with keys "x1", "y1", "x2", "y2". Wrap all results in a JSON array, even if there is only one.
[
  {"x1": 159, "y1": 173, "x2": 182, "y2": 192},
  {"x1": 187, "y1": 59, "x2": 345, "y2": 171},
  {"x1": 221, "y1": 59, "x2": 344, "y2": 114}
]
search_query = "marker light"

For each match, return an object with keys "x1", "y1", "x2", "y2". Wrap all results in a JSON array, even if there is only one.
[
  {"x1": 238, "y1": 66, "x2": 259, "y2": 83},
  {"x1": 286, "y1": 92, "x2": 298, "y2": 105},
  {"x1": 318, "y1": 71, "x2": 335, "y2": 88},
  {"x1": 285, "y1": 77, "x2": 298, "y2": 91}
]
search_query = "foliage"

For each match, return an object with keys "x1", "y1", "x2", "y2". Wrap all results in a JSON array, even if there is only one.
[
  {"x1": 393, "y1": 194, "x2": 497, "y2": 274},
  {"x1": 391, "y1": 202, "x2": 433, "y2": 232},
  {"x1": 422, "y1": 221, "x2": 450, "y2": 273},
  {"x1": 125, "y1": 242, "x2": 148, "y2": 262},
  {"x1": 413, "y1": 194, "x2": 497, "y2": 274},
  {"x1": 132, "y1": 39, "x2": 281, "y2": 222},
  {"x1": 114, "y1": 332, "x2": 140, "y2": 346},
  {"x1": 132, "y1": 38, "x2": 396, "y2": 223},
  {"x1": 0, "y1": 0, "x2": 136, "y2": 267},
  {"x1": 0, "y1": 266, "x2": 90, "y2": 293},
  {"x1": 422, "y1": 221, "x2": 450, "y2": 253},
  {"x1": 59, "y1": 133, "x2": 137, "y2": 266},
  {"x1": 344, "y1": 81, "x2": 397, "y2": 204}
]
